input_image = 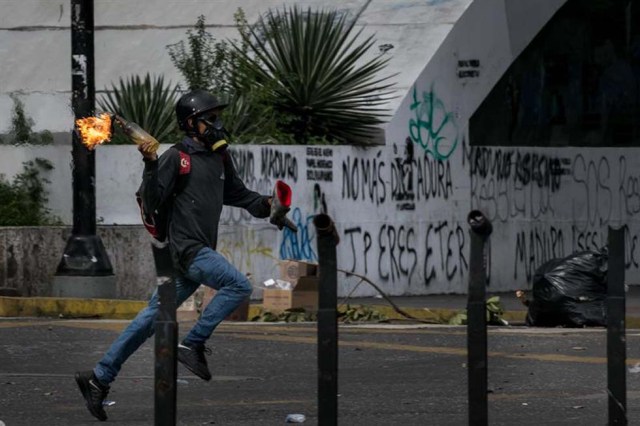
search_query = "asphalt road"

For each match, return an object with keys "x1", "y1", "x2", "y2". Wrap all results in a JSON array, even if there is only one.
[{"x1": 1, "y1": 319, "x2": 639, "y2": 425}]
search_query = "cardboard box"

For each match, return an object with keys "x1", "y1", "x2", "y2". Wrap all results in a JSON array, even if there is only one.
[
  {"x1": 262, "y1": 276, "x2": 319, "y2": 313},
  {"x1": 201, "y1": 287, "x2": 249, "y2": 321},
  {"x1": 279, "y1": 260, "x2": 318, "y2": 285},
  {"x1": 177, "y1": 292, "x2": 199, "y2": 322}
]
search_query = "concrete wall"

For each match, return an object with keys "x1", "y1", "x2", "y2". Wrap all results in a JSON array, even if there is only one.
[
  {"x1": 1, "y1": 0, "x2": 472, "y2": 135},
  {"x1": 7, "y1": 0, "x2": 638, "y2": 298},
  {"x1": 0, "y1": 226, "x2": 155, "y2": 300},
  {"x1": 2, "y1": 142, "x2": 639, "y2": 299}
]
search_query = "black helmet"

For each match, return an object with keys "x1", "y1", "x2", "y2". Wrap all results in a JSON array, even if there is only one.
[{"x1": 176, "y1": 89, "x2": 228, "y2": 131}]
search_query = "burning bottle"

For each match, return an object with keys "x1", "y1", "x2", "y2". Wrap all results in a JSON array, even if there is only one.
[
  {"x1": 76, "y1": 113, "x2": 112, "y2": 150},
  {"x1": 113, "y1": 115, "x2": 160, "y2": 153}
]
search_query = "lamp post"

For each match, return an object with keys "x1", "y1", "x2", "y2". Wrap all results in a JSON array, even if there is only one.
[{"x1": 53, "y1": 0, "x2": 115, "y2": 298}]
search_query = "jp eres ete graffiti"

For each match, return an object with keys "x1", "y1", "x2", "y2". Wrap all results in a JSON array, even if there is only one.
[
  {"x1": 343, "y1": 221, "x2": 467, "y2": 286},
  {"x1": 408, "y1": 85, "x2": 459, "y2": 161}
]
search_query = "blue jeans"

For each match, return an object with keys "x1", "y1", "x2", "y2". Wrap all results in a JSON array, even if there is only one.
[{"x1": 93, "y1": 247, "x2": 251, "y2": 385}]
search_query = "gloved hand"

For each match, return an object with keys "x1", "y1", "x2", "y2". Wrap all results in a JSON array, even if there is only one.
[{"x1": 270, "y1": 180, "x2": 298, "y2": 232}]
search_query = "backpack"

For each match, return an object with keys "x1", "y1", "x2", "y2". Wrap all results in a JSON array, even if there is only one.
[
  {"x1": 136, "y1": 142, "x2": 233, "y2": 247},
  {"x1": 136, "y1": 143, "x2": 192, "y2": 248}
]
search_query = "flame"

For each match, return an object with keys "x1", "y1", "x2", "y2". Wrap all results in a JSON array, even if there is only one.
[{"x1": 75, "y1": 113, "x2": 112, "y2": 150}]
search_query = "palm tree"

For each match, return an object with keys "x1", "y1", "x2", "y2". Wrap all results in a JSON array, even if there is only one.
[
  {"x1": 232, "y1": 6, "x2": 395, "y2": 144},
  {"x1": 98, "y1": 74, "x2": 181, "y2": 144}
]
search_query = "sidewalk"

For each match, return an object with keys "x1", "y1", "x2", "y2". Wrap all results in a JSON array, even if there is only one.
[
  {"x1": 346, "y1": 286, "x2": 640, "y2": 327},
  {"x1": 2, "y1": 286, "x2": 640, "y2": 327}
]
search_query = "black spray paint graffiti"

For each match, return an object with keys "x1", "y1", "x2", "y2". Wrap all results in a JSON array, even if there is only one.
[
  {"x1": 313, "y1": 183, "x2": 327, "y2": 214},
  {"x1": 457, "y1": 59, "x2": 480, "y2": 79},
  {"x1": 618, "y1": 156, "x2": 640, "y2": 217},
  {"x1": 513, "y1": 226, "x2": 565, "y2": 283},
  {"x1": 467, "y1": 147, "x2": 638, "y2": 231},
  {"x1": 463, "y1": 142, "x2": 574, "y2": 223},
  {"x1": 463, "y1": 144, "x2": 640, "y2": 233},
  {"x1": 390, "y1": 139, "x2": 454, "y2": 210},
  {"x1": 464, "y1": 141, "x2": 570, "y2": 191},
  {"x1": 306, "y1": 147, "x2": 333, "y2": 182},
  {"x1": 341, "y1": 151, "x2": 387, "y2": 205},
  {"x1": 341, "y1": 146, "x2": 453, "y2": 207},
  {"x1": 261, "y1": 147, "x2": 298, "y2": 182},
  {"x1": 391, "y1": 140, "x2": 415, "y2": 210},
  {"x1": 513, "y1": 223, "x2": 640, "y2": 283},
  {"x1": 229, "y1": 148, "x2": 255, "y2": 183},
  {"x1": 343, "y1": 221, "x2": 467, "y2": 287},
  {"x1": 424, "y1": 222, "x2": 467, "y2": 285},
  {"x1": 571, "y1": 154, "x2": 612, "y2": 230}
]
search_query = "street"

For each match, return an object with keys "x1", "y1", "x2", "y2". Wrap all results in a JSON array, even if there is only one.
[{"x1": 1, "y1": 319, "x2": 639, "y2": 425}]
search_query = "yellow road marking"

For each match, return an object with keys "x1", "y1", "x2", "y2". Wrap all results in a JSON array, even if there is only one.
[
  {"x1": 226, "y1": 332, "x2": 640, "y2": 365},
  {"x1": 3, "y1": 320, "x2": 639, "y2": 365}
]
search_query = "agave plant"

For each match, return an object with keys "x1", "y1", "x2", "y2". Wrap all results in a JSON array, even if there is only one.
[
  {"x1": 232, "y1": 6, "x2": 395, "y2": 144},
  {"x1": 98, "y1": 74, "x2": 181, "y2": 144}
]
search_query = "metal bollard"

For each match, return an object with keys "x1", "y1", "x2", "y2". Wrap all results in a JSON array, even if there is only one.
[
  {"x1": 314, "y1": 213, "x2": 340, "y2": 426},
  {"x1": 607, "y1": 227, "x2": 627, "y2": 425},
  {"x1": 153, "y1": 243, "x2": 178, "y2": 426},
  {"x1": 466, "y1": 210, "x2": 492, "y2": 426},
  {"x1": 155, "y1": 278, "x2": 178, "y2": 426}
]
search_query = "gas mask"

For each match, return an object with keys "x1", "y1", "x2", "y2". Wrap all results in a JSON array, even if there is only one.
[{"x1": 195, "y1": 112, "x2": 229, "y2": 151}]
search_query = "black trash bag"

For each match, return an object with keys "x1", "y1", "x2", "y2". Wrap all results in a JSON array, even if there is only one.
[{"x1": 526, "y1": 249, "x2": 608, "y2": 327}]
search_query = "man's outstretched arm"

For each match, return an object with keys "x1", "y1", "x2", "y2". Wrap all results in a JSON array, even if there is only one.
[{"x1": 222, "y1": 154, "x2": 271, "y2": 218}]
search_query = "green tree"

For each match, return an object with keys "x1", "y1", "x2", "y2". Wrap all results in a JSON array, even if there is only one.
[
  {"x1": 233, "y1": 6, "x2": 395, "y2": 144},
  {"x1": 166, "y1": 15, "x2": 230, "y2": 94},
  {"x1": 2, "y1": 94, "x2": 53, "y2": 145},
  {"x1": 0, "y1": 158, "x2": 61, "y2": 226},
  {"x1": 98, "y1": 74, "x2": 181, "y2": 144}
]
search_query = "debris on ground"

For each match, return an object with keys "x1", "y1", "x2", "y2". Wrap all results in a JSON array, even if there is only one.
[
  {"x1": 448, "y1": 296, "x2": 508, "y2": 326},
  {"x1": 251, "y1": 305, "x2": 388, "y2": 323},
  {"x1": 285, "y1": 413, "x2": 306, "y2": 423}
]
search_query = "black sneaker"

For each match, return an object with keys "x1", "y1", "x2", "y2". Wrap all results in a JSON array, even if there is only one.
[
  {"x1": 75, "y1": 370, "x2": 110, "y2": 421},
  {"x1": 177, "y1": 342, "x2": 212, "y2": 381}
]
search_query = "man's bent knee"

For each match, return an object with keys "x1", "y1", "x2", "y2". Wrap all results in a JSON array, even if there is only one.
[{"x1": 237, "y1": 276, "x2": 252, "y2": 298}]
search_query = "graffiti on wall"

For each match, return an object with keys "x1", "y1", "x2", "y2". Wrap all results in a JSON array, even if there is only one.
[
  {"x1": 343, "y1": 220, "x2": 467, "y2": 287},
  {"x1": 218, "y1": 228, "x2": 274, "y2": 272},
  {"x1": 463, "y1": 142, "x2": 640, "y2": 286},
  {"x1": 307, "y1": 147, "x2": 334, "y2": 182},
  {"x1": 408, "y1": 85, "x2": 460, "y2": 161},
  {"x1": 390, "y1": 139, "x2": 454, "y2": 211},
  {"x1": 457, "y1": 59, "x2": 480, "y2": 79},
  {"x1": 216, "y1": 140, "x2": 640, "y2": 294}
]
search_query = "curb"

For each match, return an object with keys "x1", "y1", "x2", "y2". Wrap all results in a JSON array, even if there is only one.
[
  {"x1": 2, "y1": 297, "x2": 640, "y2": 329},
  {"x1": 0, "y1": 296, "x2": 147, "y2": 319}
]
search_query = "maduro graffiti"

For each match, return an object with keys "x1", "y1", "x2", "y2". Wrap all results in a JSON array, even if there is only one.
[
  {"x1": 513, "y1": 223, "x2": 640, "y2": 284},
  {"x1": 408, "y1": 84, "x2": 460, "y2": 161},
  {"x1": 513, "y1": 226, "x2": 566, "y2": 283},
  {"x1": 261, "y1": 147, "x2": 298, "y2": 182}
]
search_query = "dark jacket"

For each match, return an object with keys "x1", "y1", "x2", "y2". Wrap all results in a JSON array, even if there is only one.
[{"x1": 141, "y1": 137, "x2": 270, "y2": 272}]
